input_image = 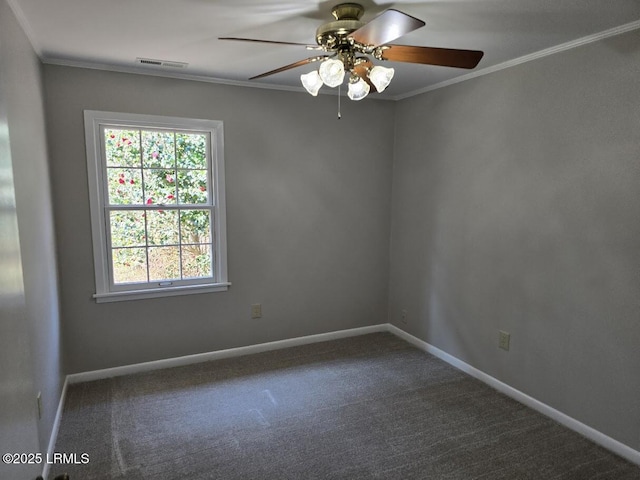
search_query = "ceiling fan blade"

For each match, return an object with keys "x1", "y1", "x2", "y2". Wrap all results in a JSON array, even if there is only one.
[
  {"x1": 249, "y1": 56, "x2": 329, "y2": 80},
  {"x1": 381, "y1": 45, "x2": 484, "y2": 69},
  {"x1": 219, "y1": 37, "x2": 313, "y2": 47},
  {"x1": 350, "y1": 9, "x2": 425, "y2": 47}
]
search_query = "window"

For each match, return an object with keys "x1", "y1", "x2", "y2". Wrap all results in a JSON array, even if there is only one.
[{"x1": 84, "y1": 111, "x2": 229, "y2": 302}]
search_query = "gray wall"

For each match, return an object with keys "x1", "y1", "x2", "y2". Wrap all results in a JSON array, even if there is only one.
[
  {"x1": 21, "y1": 12, "x2": 640, "y2": 458},
  {"x1": 389, "y1": 29, "x2": 640, "y2": 450},
  {"x1": 0, "y1": 0, "x2": 64, "y2": 474},
  {"x1": 44, "y1": 65, "x2": 395, "y2": 373}
]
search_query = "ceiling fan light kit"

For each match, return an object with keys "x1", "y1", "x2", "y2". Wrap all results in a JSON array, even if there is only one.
[
  {"x1": 220, "y1": 2, "x2": 484, "y2": 102},
  {"x1": 368, "y1": 65, "x2": 394, "y2": 93},
  {"x1": 300, "y1": 70, "x2": 323, "y2": 96},
  {"x1": 347, "y1": 75, "x2": 370, "y2": 101},
  {"x1": 318, "y1": 58, "x2": 346, "y2": 87}
]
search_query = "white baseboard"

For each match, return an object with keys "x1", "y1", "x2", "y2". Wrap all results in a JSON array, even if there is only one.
[
  {"x1": 387, "y1": 324, "x2": 640, "y2": 467},
  {"x1": 42, "y1": 376, "x2": 68, "y2": 479},
  {"x1": 66, "y1": 324, "x2": 387, "y2": 384},
  {"x1": 51, "y1": 323, "x2": 639, "y2": 469}
]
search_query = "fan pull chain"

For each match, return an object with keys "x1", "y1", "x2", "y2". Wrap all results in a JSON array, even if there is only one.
[{"x1": 337, "y1": 84, "x2": 341, "y2": 119}]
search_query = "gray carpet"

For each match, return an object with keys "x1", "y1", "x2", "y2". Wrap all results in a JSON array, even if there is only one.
[{"x1": 50, "y1": 333, "x2": 640, "y2": 479}]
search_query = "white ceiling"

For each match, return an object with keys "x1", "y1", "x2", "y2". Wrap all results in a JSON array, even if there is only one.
[{"x1": 10, "y1": 0, "x2": 640, "y2": 99}]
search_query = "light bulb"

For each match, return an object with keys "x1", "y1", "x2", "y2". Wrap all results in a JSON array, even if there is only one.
[
  {"x1": 368, "y1": 65, "x2": 394, "y2": 93},
  {"x1": 347, "y1": 76, "x2": 370, "y2": 101},
  {"x1": 300, "y1": 71, "x2": 323, "y2": 96},
  {"x1": 318, "y1": 59, "x2": 345, "y2": 88}
]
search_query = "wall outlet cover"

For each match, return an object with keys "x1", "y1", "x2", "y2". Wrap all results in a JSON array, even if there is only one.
[{"x1": 498, "y1": 330, "x2": 510, "y2": 351}]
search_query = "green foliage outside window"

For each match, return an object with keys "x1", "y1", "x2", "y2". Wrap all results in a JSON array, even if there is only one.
[{"x1": 105, "y1": 128, "x2": 213, "y2": 284}]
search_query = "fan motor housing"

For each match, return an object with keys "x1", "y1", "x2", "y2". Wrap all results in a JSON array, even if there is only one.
[{"x1": 316, "y1": 3, "x2": 365, "y2": 48}]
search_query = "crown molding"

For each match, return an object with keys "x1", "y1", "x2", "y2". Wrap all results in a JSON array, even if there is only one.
[
  {"x1": 394, "y1": 19, "x2": 640, "y2": 100},
  {"x1": 23, "y1": 14, "x2": 640, "y2": 102},
  {"x1": 41, "y1": 56, "x2": 396, "y2": 101},
  {"x1": 5, "y1": 0, "x2": 42, "y2": 55},
  {"x1": 41, "y1": 56, "x2": 311, "y2": 94}
]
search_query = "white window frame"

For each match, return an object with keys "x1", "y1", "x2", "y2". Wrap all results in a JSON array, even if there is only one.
[{"x1": 84, "y1": 110, "x2": 229, "y2": 303}]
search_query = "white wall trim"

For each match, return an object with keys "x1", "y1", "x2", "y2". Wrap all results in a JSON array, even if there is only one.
[
  {"x1": 66, "y1": 324, "x2": 387, "y2": 384},
  {"x1": 41, "y1": 376, "x2": 68, "y2": 479},
  {"x1": 40, "y1": 20, "x2": 640, "y2": 102},
  {"x1": 5, "y1": 0, "x2": 42, "y2": 56},
  {"x1": 52, "y1": 324, "x2": 639, "y2": 469},
  {"x1": 40, "y1": 56, "x2": 396, "y2": 102},
  {"x1": 387, "y1": 324, "x2": 640, "y2": 466},
  {"x1": 395, "y1": 19, "x2": 640, "y2": 100},
  {"x1": 42, "y1": 56, "x2": 307, "y2": 94}
]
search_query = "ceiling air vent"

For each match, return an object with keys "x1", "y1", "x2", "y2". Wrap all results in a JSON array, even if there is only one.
[{"x1": 135, "y1": 58, "x2": 188, "y2": 69}]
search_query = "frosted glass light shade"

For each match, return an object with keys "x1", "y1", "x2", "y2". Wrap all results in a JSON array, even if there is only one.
[
  {"x1": 318, "y1": 59, "x2": 345, "y2": 88},
  {"x1": 368, "y1": 65, "x2": 394, "y2": 93},
  {"x1": 301, "y1": 71, "x2": 323, "y2": 96},
  {"x1": 347, "y1": 77, "x2": 370, "y2": 101}
]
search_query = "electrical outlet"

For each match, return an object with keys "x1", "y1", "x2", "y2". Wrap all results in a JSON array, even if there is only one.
[
  {"x1": 401, "y1": 309, "x2": 408, "y2": 325},
  {"x1": 251, "y1": 304, "x2": 262, "y2": 319},
  {"x1": 498, "y1": 330, "x2": 510, "y2": 351},
  {"x1": 36, "y1": 392, "x2": 42, "y2": 420}
]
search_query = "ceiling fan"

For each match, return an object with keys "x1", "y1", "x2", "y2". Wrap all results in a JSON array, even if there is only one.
[{"x1": 220, "y1": 3, "x2": 484, "y2": 100}]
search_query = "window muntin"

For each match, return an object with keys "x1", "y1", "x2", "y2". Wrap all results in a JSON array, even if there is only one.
[{"x1": 85, "y1": 111, "x2": 228, "y2": 302}]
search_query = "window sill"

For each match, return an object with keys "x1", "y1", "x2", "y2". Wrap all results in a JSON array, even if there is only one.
[{"x1": 93, "y1": 282, "x2": 231, "y2": 303}]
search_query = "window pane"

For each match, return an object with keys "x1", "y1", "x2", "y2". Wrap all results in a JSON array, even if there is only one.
[
  {"x1": 177, "y1": 170, "x2": 208, "y2": 204},
  {"x1": 110, "y1": 211, "x2": 146, "y2": 247},
  {"x1": 143, "y1": 169, "x2": 177, "y2": 205},
  {"x1": 105, "y1": 129, "x2": 141, "y2": 167},
  {"x1": 89, "y1": 111, "x2": 227, "y2": 297},
  {"x1": 107, "y1": 168, "x2": 143, "y2": 205},
  {"x1": 176, "y1": 133, "x2": 207, "y2": 169},
  {"x1": 142, "y1": 131, "x2": 175, "y2": 168},
  {"x1": 148, "y1": 246, "x2": 180, "y2": 281},
  {"x1": 147, "y1": 210, "x2": 178, "y2": 246},
  {"x1": 182, "y1": 244, "x2": 212, "y2": 279},
  {"x1": 180, "y1": 210, "x2": 211, "y2": 244},
  {"x1": 112, "y1": 247, "x2": 147, "y2": 284}
]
